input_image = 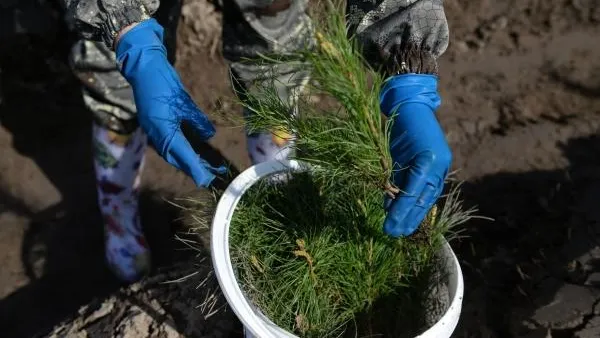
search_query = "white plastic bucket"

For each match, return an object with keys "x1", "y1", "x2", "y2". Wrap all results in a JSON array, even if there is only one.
[{"x1": 211, "y1": 159, "x2": 464, "y2": 338}]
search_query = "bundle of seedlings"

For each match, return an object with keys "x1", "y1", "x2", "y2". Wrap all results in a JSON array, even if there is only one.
[{"x1": 183, "y1": 2, "x2": 478, "y2": 337}]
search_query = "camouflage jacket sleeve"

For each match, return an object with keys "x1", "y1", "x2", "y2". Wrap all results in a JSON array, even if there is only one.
[
  {"x1": 59, "y1": 0, "x2": 160, "y2": 48},
  {"x1": 348, "y1": 0, "x2": 449, "y2": 76}
]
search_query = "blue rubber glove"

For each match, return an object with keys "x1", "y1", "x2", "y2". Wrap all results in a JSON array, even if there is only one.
[
  {"x1": 379, "y1": 74, "x2": 452, "y2": 237},
  {"x1": 116, "y1": 19, "x2": 226, "y2": 187}
]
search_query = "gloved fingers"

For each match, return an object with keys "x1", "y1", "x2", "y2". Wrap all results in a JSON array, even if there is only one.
[
  {"x1": 382, "y1": 174, "x2": 435, "y2": 212},
  {"x1": 401, "y1": 183, "x2": 440, "y2": 234},
  {"x1": 384, "y1": 152, "x2": 436, "y2": 237},
  {"x1": 383, "y1": 176, "x2": 429, "y2": 237},
  {"x1": 415, "y1": 180, "x2": 441, "y2": 209},
  {"x1": 166, "y1": 131, "x2": 224, "y2": 187},
  {"x1": 197, "y1": 156, "x2": 228, "y2": 175},
  {"x1": 384, "y1": 181, "x2": 441, "y2": 237},
  {"x1": 183, "y1": 106, "x2": 217, "y2": 141}
]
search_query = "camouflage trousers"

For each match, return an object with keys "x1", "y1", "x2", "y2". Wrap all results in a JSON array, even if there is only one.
[{"x1": 69, "y1": 0, "x2": 316, "y2": 135}]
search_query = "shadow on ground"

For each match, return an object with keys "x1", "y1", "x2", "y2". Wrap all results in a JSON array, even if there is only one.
[{"x1": 454, "y1": 130, "x2": 600, "y2": 337}]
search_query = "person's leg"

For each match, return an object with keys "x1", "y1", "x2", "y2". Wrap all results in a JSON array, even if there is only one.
[
  {"x1": 232, "y1": 62, "x2": 310, "y2": 164},
  {"x1": 93, "y1": 123, "x2": 150, "y2": 281},
  {"x1": 69, "y1": 38, "x2": 152, "y2": 282},
  {"x1": 221, "y1": 0, "x2": 313, "y2": 164},
  {"x1": 67, "y1": 0, "x2": 182, "y2": 282}
]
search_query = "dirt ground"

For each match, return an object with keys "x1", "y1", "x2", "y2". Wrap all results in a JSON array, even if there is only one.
[{"x1": 1, "y1": 0, "x2": 600, "y2": 337}]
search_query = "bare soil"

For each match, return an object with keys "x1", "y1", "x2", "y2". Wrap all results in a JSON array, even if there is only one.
[{"x1": 1, "y1": 0, "x2": 600, "y2": 337}]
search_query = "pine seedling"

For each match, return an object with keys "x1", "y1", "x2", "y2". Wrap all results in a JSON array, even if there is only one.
[{"x1": 241, "y1": 5, "x2": 396, "y2": 199}]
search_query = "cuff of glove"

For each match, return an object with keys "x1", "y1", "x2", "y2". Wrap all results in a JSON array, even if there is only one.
[
  {"x1": 379, "y1": 74, "x2": 441, "y2": 118},
  {"x1": 97, "y1": 2, "x2": 152, "y2": 49},
  {"x1": 116, "y1": 18, "x2": 166, "y2": 60},
  {"x1": 116, "y1": 18, "x2": 168, "y2": 76}
]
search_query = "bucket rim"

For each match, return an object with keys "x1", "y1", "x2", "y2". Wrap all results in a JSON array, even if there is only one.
[{"x1": 210, "y1": 159, "x2": 464, "y2": 338}]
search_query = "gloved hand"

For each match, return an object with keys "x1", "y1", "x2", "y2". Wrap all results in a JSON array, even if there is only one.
[
  {"x1": 115, "y1": 18, "x2": 226, "y2": 187},
  {"x1": 379, "y1": 74, "x2": 452, "y2": 237}
]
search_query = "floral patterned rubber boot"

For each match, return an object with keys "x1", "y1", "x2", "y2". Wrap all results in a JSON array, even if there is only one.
[
  {"x1": 246, "y1": 128, "x2": 295, "y2": 165},
  {"x1": 246, "y1": 128, "x2": 296, "y2": 183},
  {"x1": 92, "y1": 123, "x2": 151, "y2": 282}
]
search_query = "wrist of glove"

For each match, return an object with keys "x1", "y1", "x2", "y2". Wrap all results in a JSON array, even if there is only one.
[
  {"x1": 379, "y1": 74, "x2": 452, "y2": 237},
  {"x1": 116, "y1": 19, "x2": 225, "y2": 187}
]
